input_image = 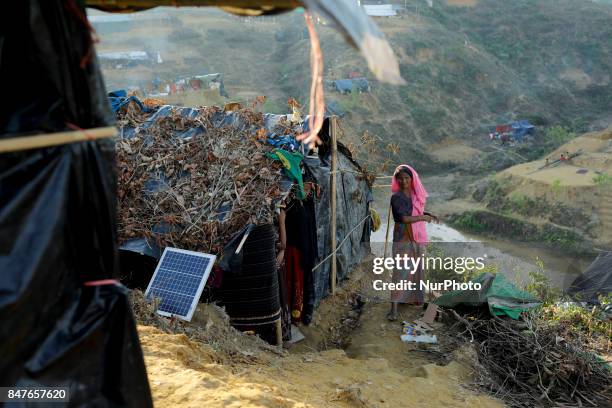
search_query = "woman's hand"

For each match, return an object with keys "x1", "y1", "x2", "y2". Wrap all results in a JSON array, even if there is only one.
[
  {"x1": 422, "y1": 214, "x2": 440, "y2": 223},
  {"x1": 276, "y1": 249, "x2": 285, "y2": 267}
]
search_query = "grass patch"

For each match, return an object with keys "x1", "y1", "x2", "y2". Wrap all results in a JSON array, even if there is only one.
[{"x1": 593, "y1": 173, "x2": 612, "y2": 186}]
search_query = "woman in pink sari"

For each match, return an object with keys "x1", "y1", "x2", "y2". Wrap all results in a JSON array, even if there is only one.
[{"x1": 387, "y1": 165, "x2": 439, "y2": 321}]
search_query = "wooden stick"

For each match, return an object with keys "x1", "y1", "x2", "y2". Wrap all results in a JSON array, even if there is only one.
[
  {"x1": 275, "y1": 318, "x2": 283, "y2": 347},
  {"x1": 0, "y1": 126, "x2": 117, "y2": 154},
  {"x1": 234, "y1": 229, "x2": 251, "y2": 254},
  {"x1": 330, "y1": 116, "x2": 338, "y2": 296},
  {"x1": 383, "y1": 202, "x2": 392, "y2": 257}
]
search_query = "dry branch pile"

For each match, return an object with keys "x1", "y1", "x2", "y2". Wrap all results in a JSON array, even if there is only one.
[
  {"x1": 453, "y1": 313, "x2": 612, "y2": 407},
  {"x1": 116, "y1": 104, "x2": 285, "y2": 253}
]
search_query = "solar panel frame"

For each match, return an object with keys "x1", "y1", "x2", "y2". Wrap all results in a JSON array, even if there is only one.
[{"x1": 144, "y1": 247, "x2": 216, "y2": 321}]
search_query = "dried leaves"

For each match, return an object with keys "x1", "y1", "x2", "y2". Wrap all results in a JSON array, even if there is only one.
[{"x1": 116, "y1": 105, "x2": 283, "y2": 253}]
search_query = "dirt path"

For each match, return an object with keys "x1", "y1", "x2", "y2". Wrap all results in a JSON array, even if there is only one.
[
  {"x1": 137, "y1": 260, "x2": 504, "y2": 407},
  {"x1": 140, "y1": 323, "x2": 502, "y2": 408}
]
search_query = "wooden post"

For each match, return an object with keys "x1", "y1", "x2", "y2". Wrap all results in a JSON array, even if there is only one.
[
  {"x1": 275, "y1": 318, "x2": 283, "y2": 347},
  {"x1": 330, "y1": 116, "x2": 338, "y2": 295}
]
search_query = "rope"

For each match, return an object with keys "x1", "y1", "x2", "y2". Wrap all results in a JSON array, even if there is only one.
[{"x1": 311, "y1": 213, "x2": 371, "y2": 272}]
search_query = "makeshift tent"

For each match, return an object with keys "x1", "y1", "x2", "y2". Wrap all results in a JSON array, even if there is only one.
[
  {"x1": 1, "y1": 0, "x2": 152, "y2": 404},
  {"x1": 363, "y1": 4, "x2": 397, "y2": 17},
  {"x1": 113, "y1": 101, "x2": 372, "y2": 337},
  {"x1": 327, "y1": 77, "x2": 371, "y2": 94},
  {"x1": 166, "y1": 73, "x2": 228, "y2": 97},
  {"x1": 98, "y1": 51, "x2": 153, "y2": 68},
  {"x1": 510, "y1": 120, "x2": 535, "y2": 142},
  {"x1": 434, "y1": 273, "x2": 541, "y2": 319},
  {"x1": 567, "y1": 251, "x2": 612, "y2": 302}
]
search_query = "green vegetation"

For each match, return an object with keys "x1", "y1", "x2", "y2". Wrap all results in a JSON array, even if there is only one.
[
  {"x1": 544, "y1": 126, "x2": 576, "y2": 146},
  {"x1": 523, "y1": 265, "x2": 610, "y2": 350},
  {"x1": 539, "y1": 299, "x2": 612, "y2": 341},
  {"x1": 593, "y1": 173, "x2": 612, "y2": 186},
  {"x1": 335, "y1": 89, "x2": 362, "y2": 113},
  {"x1": 452, "y1": 212, "x2": 487, "y2": 233},
  {"x1": 551, "y1": 179, "x2": 563, "y2": 196},
  {"x1": 449, "y1": 210, "x2": 593, "y2": 255},
  {"x1": 524, "y1": 259, "x2": 561, "y2": 305},
  {"x1": 424, "y1": 242, "x2": 497, "y2": 284},
  {"x1": 503, "y1": 192, "x2": 545, "y2": 217}
]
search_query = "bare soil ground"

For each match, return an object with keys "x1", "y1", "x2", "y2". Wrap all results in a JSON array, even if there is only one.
[
  {"x1": 500, "y1": 128, "x2": 612, "y2": 246},
  {"x1": 445, "y1": 0, "x2": 479, "y2": 7},
  {"x1": 135, "y1": 259, "x2": 503, "y2": 408}
]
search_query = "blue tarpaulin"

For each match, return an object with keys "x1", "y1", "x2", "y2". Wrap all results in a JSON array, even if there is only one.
[
  {"x1": 510, "y1": 120, "x2": 535, "y2": 142},
  {"x1": 327, "y1": 77, "x2": 370, "y2": 94},
  {"x1": 108, "y1": 90, "x2": 151, "y2": 113}
]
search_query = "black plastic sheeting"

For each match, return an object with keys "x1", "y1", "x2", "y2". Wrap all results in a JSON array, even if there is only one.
[
  {"x1": 568, "y1": 251, "x2": 612, "y2": 302},
  {"x1": 0, "y1": 1, "x2": 152, "y2": 404},
  {"x1": 304, "y1": 147, "x2": 372, "y2": 304}
]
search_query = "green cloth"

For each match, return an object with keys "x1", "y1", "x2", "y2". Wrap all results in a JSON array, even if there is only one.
[
  {"x1": 266, "y1": 148, "x2": 305, "y2": 199},
  {"x1": 434, "y1": 273, "x2": 541, "y2": 319}
]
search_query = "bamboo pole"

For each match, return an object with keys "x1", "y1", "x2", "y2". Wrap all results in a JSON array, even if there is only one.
[
  {"x1": 383, "y1": 202, "x2": 392, "y2": 257},
  {"x1": 0, "y1": 126, "x2": 117, "y2": 154},
  {"x1": 330, "y1": 116, "x2": 338, "y2": 296}
]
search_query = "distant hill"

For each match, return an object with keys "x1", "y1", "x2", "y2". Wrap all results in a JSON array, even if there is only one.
[
  {"x1": 94, "y1": 0, "x2": 612, "y2": 174},
  {"x1": 439, "y1": 128, "x2": 612, "y2": 251}
]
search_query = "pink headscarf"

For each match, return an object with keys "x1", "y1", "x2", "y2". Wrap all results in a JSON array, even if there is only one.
[{"x1": 391, "y1": 164, "x2": 429, "y2": 243}]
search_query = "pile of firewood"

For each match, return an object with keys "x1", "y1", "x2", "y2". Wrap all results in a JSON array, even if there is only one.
[{"x1": 452, "y1": 312, "x2": 612, "y2": 407}]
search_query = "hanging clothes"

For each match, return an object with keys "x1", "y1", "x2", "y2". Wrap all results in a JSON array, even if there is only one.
[
  {"x1": 266, "y1": 148, "x2": 306, "y2": 199},
  {"x1": 283, "y1": 195, "x2": 318, "y2": 323}
]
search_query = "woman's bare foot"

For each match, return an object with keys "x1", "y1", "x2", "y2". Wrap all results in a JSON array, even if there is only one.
[{"x1": 387, "y1": 303, "x2": 399, "y2": 321}]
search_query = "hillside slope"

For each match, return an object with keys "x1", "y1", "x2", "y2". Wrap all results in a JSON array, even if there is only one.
[
  {"x1": 94, "y1": 0, "x2": 612, "y2": 174},
  {"x1": 439, "y1": 128, "x2": 612, "y2": 251}
]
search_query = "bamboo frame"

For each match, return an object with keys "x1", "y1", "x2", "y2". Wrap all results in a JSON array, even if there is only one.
[{"x1": 0, "y1": 127, "x2": 117, "y2": 154}]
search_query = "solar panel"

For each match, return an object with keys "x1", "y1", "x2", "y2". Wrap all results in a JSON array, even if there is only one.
[{"x1": 145, "y1": 247, "x2": 216, "y2": 321}]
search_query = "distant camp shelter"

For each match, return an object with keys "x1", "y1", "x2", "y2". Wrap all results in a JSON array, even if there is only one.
[
  {"x1": 165, "y1": 73, "x2": 228, "y2": 98},
  {"x1": 510, "y1": 120, "x2": 535, "y2": 142},
  {"x1": 98, "y1": 50, "x2": 154, "y2": 68},
  {"x1": 327, "y1": 77, "x2": 371, "y2": 94},
  {"x1": 490, "y1": 119, "x2": 535, "y2": 143},
  {"x1": 363, "y1": 4, "x2": 398, "y2": 17}
]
